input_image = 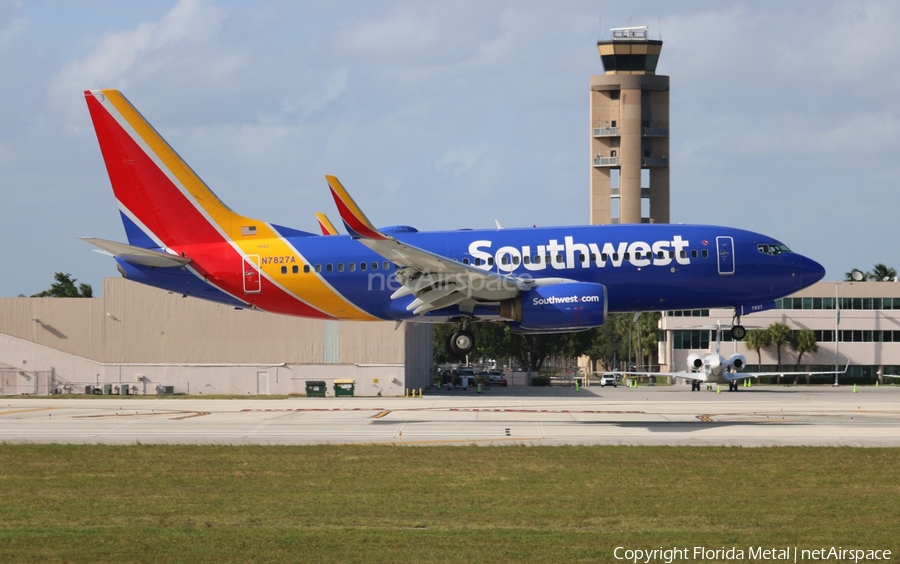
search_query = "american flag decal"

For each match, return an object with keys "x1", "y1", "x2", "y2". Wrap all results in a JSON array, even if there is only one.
[{"x1": 241, "y1": 226, "x2": 257, "y2": 236}]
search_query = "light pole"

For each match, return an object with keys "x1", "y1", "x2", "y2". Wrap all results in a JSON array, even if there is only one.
[{"x1": 834, "y1": 282, "x2": 840, "y2": 387}]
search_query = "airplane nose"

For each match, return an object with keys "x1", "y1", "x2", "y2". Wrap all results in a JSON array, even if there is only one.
[{"x1": 796, "y1": 255, "x2": 826, "y2": 287}]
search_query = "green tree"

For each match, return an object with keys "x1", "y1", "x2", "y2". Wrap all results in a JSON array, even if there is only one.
[
  {"x1": 432, "y1": 323, "x2": 571, "y2": 373},
  {"x1": 745, "y1": 329, "x2": 771, "y2": 372},
  {"x1": 579, "y1": 324, "x2": 627, "y2": 373},
  {"x1": 866, "y1": 263, "x2": 897, "y2": 282},
  {"x1": 767, "y1": 322, "x2": 793, "y2": 383},
  {"x1": 505, "y1": 332, "x2": 570, "y2": 373},
  {"x1": 31, "y1": 272, "x2": 93, "y2": 298},
  {"x1": 790, "y1": 329, "x2": 819, "y2": 384},
  {"x1": 845, "y1": 269, "x2": 865, "y2": 281}
]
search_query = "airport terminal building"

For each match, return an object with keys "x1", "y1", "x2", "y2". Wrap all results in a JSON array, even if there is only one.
[
  {"x1": 661, "y1": 281, "x2": 900, "y2": 383},
  {"x1": 0, "y1": 278, "x2": 432, "y2": 397}
]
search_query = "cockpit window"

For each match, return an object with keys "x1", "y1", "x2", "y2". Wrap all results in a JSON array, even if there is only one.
[{"x1": 757, "y1": 243, "x2": 791, "y2": 256}]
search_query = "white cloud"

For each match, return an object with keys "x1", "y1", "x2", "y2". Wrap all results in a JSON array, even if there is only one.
[
  {"x1": 48, "y1": 0, "x2": 238, "y2": 123},
  {"x1": 0, "y1": 0, "x2": 27, "y2": 50},
  {"x1": 333, "y1": 2, "x2": 494, "y2": 65},
  {"x1": 279, "y1": 68, "x2": 349, "y2": 119},
  {"x1": 435, "y1": 144, "x2": 487, "y2": 176}
]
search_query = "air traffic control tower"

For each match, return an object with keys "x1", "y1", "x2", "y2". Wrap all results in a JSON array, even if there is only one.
[{"x1": 590, "y1": 26, "x2": 669, "y2": 224}]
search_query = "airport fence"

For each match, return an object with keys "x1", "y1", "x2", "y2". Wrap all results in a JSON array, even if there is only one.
[{"x1": 0, "y1": 368, "x2": 54, "y2": 396}]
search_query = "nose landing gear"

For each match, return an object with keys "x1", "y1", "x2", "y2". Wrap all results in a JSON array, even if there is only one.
[{"x1": 730, "y1": 311, "x2": 746, "y2": 340}]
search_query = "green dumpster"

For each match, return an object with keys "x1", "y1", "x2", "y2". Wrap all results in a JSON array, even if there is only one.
[
  {"x1": 333, "y1": 379, "x2": 355, "y2": 397},
  {"x1": 306, "y1": 381, "x2": 327, "y2": 397}
]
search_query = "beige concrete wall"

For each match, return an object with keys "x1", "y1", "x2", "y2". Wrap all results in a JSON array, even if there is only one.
[
  {"x1": 0, "y1": 278, "x2": 417, "y2": 364},
  {"x1": 619, "y1": 87, "x2": 642, "y2": 223},
  {"x1": 661, "y1": 282, "x2": 900, "y2": 373},
  {"x1": 0, "y1": 277, "x2": 433, "y2": 396}
]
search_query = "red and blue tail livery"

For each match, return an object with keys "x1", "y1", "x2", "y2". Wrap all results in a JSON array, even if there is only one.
[{"x1": 83, "y1": 89, "x2": 826, "y2": 354}]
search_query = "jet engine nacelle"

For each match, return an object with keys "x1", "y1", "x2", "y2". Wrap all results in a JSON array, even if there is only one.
[
  {"x1": 687, "y1": 353, "x2": 704, "y2": 371},
  {"x1": 725, "y1": 353, "x2": 746, "y2": 371},
  {"x1": 500, "y1": 282, "x2": 606, "y2": 331}
]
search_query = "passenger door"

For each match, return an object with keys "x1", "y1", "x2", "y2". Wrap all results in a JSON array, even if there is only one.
[{"x1": 716, "y1": 236, "x2": 735, "y2": 276}]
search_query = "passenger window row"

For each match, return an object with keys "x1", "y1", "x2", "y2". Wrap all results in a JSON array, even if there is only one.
[
  {"x1": 277, "y1": 249, "x2": 712, "y2": 275},
  {"x1": 280, "y1": 261, "x2": 394, "y2": 275}
]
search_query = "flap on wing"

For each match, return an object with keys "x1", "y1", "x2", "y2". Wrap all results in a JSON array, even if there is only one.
[{"x1": 80, "y1": 237, "x2": 191, "y2": 268}]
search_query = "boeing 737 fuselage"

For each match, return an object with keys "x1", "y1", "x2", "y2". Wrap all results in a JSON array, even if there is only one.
[{"x1": 82, "y1": 89, "x2": 826, "y2": 355}]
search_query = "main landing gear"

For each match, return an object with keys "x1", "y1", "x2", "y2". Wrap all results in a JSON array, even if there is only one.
[
  {"x1": 448, "y1": 318, "x2": 475, "y2": 356},
  {"x1": 728, "y1": 380, "x2": 740, "y2": 392},
  {"x1": 691, "y1": 380, "x2": 701, "y2": 391}
]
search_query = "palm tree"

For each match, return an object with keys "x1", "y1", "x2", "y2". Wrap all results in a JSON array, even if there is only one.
[
  {"x1": 744, "y1": 329, "x2": 771, "y2": 372},
  {"x1": 867, "y1": 263, "x2": 898, "y2": 282},
  {"x1": 789, "y1": 329, "x2": 818, "y2": 384},
  {"x1": 767, "y1": 322, "x2": 792, "y2": 383}
]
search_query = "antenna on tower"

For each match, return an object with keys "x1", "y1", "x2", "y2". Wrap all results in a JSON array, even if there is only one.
[
  {"x1": 598, "y1": 17, "x2": 602, "y2": 42},
  {"x1": 658, "y1": 17, "x2": 663, "y2": 40}
]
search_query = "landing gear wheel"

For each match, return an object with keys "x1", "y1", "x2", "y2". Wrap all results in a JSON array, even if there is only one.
[
  {"x1": 728, "y1": 381, "x2": 738, "y2": 392},
  {"x1": 730, "y1": 325, "x2": 746, "y2": 340},
  {"x1": 691, "y1": 380, "x2": 701, "y2": 392},
  {"x1": 449, "y1": 330, "x2": 474, "y2": 356}
]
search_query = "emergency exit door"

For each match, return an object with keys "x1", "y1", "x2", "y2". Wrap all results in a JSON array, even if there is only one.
[{"x1": 243, "y1": 255, "x2": 261, "y2": 293}]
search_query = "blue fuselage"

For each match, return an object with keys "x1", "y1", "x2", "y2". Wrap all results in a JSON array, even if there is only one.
[{"x1": 119, "y1": 222, "x2": 826, "y2": 322}]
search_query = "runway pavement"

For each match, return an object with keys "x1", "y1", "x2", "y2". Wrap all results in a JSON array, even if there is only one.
[{"x1": 1, "y1": 384, "x2": 899, "y2": 446}]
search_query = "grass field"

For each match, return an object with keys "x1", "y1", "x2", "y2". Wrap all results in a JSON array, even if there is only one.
[{"x1": 0, "y1": 445, "x2": 898, "y2": 563}]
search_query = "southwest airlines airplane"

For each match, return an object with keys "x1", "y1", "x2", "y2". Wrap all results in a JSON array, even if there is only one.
[{"x1": 82, "y1": 89, "x2": 826, "y2": 355}]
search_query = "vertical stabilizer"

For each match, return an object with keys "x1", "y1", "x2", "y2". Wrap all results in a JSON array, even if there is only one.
[{"x1": 84, "y1": 89, "x2": 261, "y2": 249}]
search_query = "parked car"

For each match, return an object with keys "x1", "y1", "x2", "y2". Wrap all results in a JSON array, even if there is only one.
[
  {"x1": 600, "y1": 374, "x2": 618, "y2": 387},
  {"x1": 486, "y1": 371, "x2": 508, "y2": 387}
]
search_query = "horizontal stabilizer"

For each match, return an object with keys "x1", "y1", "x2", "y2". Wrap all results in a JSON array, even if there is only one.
[{"x1": 80, "y1": 237, "x2": 191, "y2": 268}]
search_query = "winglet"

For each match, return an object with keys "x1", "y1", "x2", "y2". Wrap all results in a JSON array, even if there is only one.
[
  {"x1": 325, "y1": 175, "x2": 389, "y2": 240},
  {"x1": 316, "y1": 213, "x2": 339, "y2": 236}
]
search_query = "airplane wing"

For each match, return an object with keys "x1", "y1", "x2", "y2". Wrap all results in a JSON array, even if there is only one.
[
  {"x1": 316, "y1": 213, "x2": 339, "y2": 236},
  {"x1": 729, "y1": 362, "x2": 850, "y2": 381},
  {"x1": 325, "y1": 175, "x2": 534, "y2": 314},
  {"x1": 80, "y1": 237, "x2": 191, "y2": 268},
  {"x1": 608, "y1": 370, "x2": 706, "y2": 381}
]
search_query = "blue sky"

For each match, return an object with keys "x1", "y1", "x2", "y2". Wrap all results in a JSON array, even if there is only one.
[{"x1": 1, "y1": 0, "x2": 899, "y2": 296}]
